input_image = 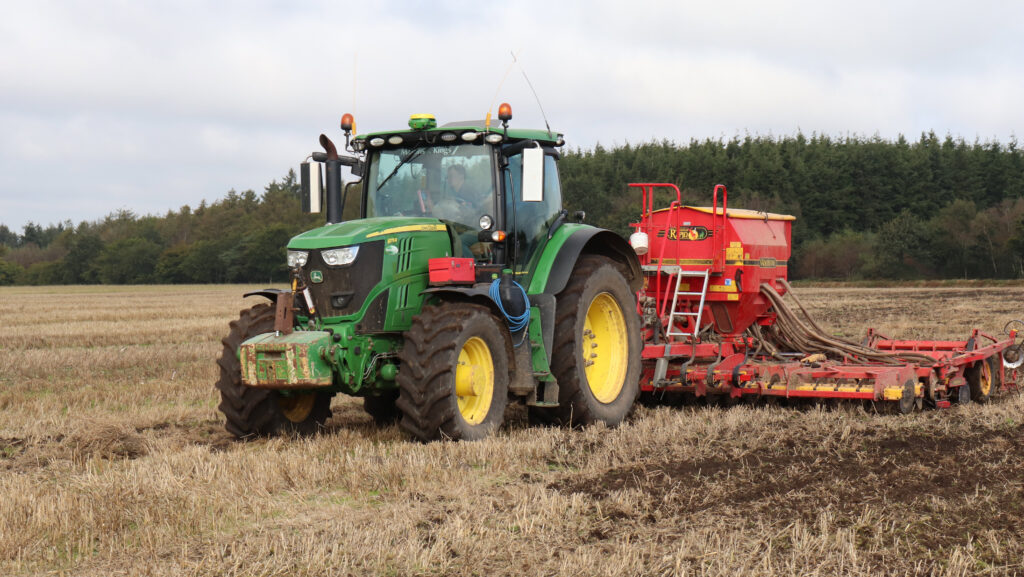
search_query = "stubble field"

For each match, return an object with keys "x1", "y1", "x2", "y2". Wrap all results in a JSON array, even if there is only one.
[{"x1": 1, "y1": 284, "x2": 1023, "y2": 576}]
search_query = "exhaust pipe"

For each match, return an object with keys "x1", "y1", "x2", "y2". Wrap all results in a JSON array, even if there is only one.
[{"x1": 319, "y1": 134, "x2": 343, "y2": 224}]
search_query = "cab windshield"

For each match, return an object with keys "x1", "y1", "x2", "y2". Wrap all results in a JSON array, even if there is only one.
[{"x1": 365, "y1": 142, "x2": 495, "y2": 232}]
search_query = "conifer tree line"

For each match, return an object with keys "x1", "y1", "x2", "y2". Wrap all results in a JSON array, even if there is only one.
[
  {"x1": 1, "y1": 132, "x2": 1023, "y2": 285},
  {"x1": 0, "y1": 171, "x2": 321, "y2": 285},
  {"x1": 559, "y1": 132, "x2": 1024, "y2": 280}
]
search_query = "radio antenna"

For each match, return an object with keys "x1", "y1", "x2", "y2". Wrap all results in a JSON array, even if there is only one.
[
  {"x1": 512, "y1": 52, "x2": 552, "y2": 137},
  {"x1": 351, "y1": 51, "x2": 358, "y2": 134},
  {"x1": 486, "y1": 51, "x2": 518, "y2": 131}
]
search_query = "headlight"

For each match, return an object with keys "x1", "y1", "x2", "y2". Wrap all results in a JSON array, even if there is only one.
[
  {"x1": 479, "y1": 214, "x2": 493, "y2": 230},
  {"x1": 287, "y1": 250, "x2": 308, "y2": 268},
  {"x1": 321, "y1": 246, "x2": 359, "y2": 266}
]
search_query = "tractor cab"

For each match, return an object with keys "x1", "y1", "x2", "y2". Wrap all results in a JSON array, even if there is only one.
[
  {"x1": 364, "y1": 139, "x2": 498, "y2": 259},
  {"x1": 340, "y1": 109, "x2": 567, "y2": 281}
]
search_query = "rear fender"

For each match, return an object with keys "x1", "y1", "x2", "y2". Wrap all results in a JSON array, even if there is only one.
[{"x1": 529, "y1": 225, "x2": 642, "y2": 295}]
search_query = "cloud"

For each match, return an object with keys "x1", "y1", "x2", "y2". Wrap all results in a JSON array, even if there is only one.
[{"x1": 0, "y1": 0, "x2": 1022, "y2": 229}]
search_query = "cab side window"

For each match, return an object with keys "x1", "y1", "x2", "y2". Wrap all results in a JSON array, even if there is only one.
[{"x1": 503, "y1": 149, "x2": 562, "y2": 273}]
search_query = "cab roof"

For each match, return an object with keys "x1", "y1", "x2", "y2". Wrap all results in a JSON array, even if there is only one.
[{"x1": 354, "y1": 121, "x2": 563, "y2": 146}]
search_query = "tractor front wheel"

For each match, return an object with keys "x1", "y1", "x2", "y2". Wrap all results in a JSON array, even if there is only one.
[
  {"x1": 215, "y1": 303, "x2": 332, "y2": 438},
  {"x1": 532, "y1": 255, "x2": 641, "y2": 427},
  {"x1": 396, "y1": 303, "x2": 510, "y2": 441}
]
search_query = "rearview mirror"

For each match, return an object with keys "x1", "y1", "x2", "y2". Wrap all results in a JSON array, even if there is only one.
[
  {"x1": 301, "y1": 162, "x2": 323, "y2": 213},
  {"x1": 522, "y1": 146, "x2": 543, "y2": 202}
]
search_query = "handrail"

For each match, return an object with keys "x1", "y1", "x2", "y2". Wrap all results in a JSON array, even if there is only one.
[
  {"x1": 627, "y1": 182, "x2": 687, "y2": 326},
  {"x1": 629, "y1": 182, "x2": 682, "y2": 217},
  {"x1": 711, "y1": 184, "x2": 728, "y2": 272},
  {"x1": 654, "y1": 201, "x2": 682, "y2": 319}
]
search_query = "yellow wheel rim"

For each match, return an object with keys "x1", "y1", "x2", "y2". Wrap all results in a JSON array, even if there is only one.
[
  {"x1": 455, "y1": 337, "x2": 495, "y2": 425},
  {"x1": 278, "y1": 393, "x2": 316, "y2": 423},
  {"x1": 979, "y1": 360, "x2": 992, "y2": 396},
  {"x1": 583, "y1": 292, "x2": 628, "y2": 404}
]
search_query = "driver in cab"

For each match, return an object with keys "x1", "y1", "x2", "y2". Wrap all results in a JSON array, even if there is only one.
[
  {"x1": 434, "y1": 164, "x2": 485, "y2": 224},
  {"x1": 434, "y1": 164, "x2": 490, "y2": 257}
]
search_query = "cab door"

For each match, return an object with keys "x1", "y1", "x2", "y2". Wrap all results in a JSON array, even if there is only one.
[{"x1": 502, "y1": 145, "x2": 563, "y2": 279}]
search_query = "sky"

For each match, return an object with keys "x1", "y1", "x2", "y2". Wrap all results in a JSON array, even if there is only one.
[{"x1": 2, "y1": 0, "x2": 1022, "y2": 232}]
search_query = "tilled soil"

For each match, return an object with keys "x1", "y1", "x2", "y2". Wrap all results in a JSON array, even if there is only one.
[{"x1": 549, "y1": 397, "x2": 1024, "y2": 574}]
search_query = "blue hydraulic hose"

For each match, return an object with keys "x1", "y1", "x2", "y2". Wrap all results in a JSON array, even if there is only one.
[{"x1": 489, "y1": 278, "x2": 530, "y2": 334}]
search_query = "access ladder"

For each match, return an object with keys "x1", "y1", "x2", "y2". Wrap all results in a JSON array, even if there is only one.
[
  {"x1": 664, "y1": 267, "x2": 711, "y2": 340},
  {"x1": 645, "y1": 266, "x2": 711, "y2": 387}
]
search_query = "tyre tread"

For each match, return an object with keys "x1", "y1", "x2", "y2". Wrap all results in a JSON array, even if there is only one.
[
  {"x1": 215, "y1": 303, "x2": 331, "y2": 438},
  {"x1": 396, "y1": 303, "x2": 508, "y2": 441}
]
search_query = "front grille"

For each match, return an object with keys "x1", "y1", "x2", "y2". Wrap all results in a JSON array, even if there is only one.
[
  {"x1": 396, "y1": 236, "x2": 415, "y2": 273},
  {"x1": 304, "y1": 241, "x2": 384, "y2": 317}
]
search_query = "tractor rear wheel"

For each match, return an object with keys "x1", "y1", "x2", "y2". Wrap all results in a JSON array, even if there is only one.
[
  {"x1": 966, "y1": 357, "x2": 995, "y2": 403},
  {"x1": 531, "y1": 255, "x2": 640, "y2": 427},
  {"x1": 216, "y1": 303, "x2": 333, "y2": 438},
  {"x1": 396, "y1": 303, "x2": 510, "y2": 441}
]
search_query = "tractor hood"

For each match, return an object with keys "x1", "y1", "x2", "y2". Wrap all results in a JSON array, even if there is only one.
[{"x1": 287, "y1": 217, "x2": 448, "y2": 249}]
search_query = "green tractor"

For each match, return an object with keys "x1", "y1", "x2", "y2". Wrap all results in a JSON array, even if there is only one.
[{"x1": 216, "y1": 104, "x2": 643, "y2": 441}]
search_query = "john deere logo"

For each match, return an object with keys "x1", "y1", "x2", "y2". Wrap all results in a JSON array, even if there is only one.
[{"x1": 310, "y1": 270, "x2": 324, "y2": 283}]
